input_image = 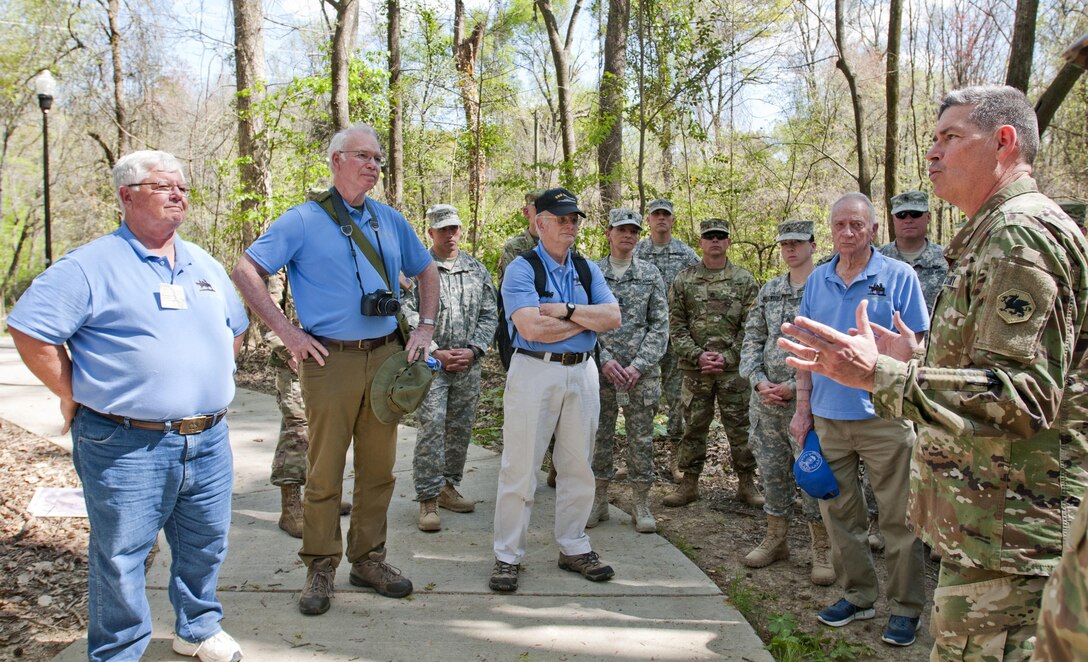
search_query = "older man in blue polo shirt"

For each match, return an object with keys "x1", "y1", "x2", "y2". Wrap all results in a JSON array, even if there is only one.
[
  {"x1": 790, "y1": 192, "x2": 929, "y2": 647},
  {"x1": 232, "y1": 123, "x2": 438, "y2": 616},
  {"x1": 7, "y1": 150, "x2": 249, "y2": 662},
  {"x1": 489, "y1": 188, "x2": 621, "y2": 592}
]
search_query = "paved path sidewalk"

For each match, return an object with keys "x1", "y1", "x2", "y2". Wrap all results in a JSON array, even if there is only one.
[{"x1": 0, "y1": 336, "x2": 770, "y2": 661}]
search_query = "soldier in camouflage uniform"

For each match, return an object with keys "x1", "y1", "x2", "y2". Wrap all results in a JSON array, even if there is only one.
[
  {"x1": 1035, "y1": 496, "x2": 1088, "y2": 660},
  {"x1": 663, "y1": 219, "x2": 762, "y2": 508},
  {"x1": 779, "y1": 86, "x2": 1088, "y2": 656},
  {"x1": 497, "y1": 190, "x2": 545, "y2": 286},
  {"x1": 634, "y1": 199, "x2": 700, "y2": 476},
  {"x1": 1058, "y1": 199, "x2": 1086, "y2": 236},
  {"x1": 879, "y1": 190, "x2": 947, "y2": 311},
  {"x1": 738, "y1": 220, "x2": 833, "y2": 586},
  {"x1": 405, "y1": 205, "x2": 498, "y2": 532},
  {"x1": 587, "y1": 208, "x2": 669, "y2": 534}
]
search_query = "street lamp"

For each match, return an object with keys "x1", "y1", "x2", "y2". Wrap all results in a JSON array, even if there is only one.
[{"x1": 34, "y1": 70, "x2": 56, "y2": 267}]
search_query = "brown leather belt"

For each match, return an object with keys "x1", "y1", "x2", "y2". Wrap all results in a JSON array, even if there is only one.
[
  {"x1": 514, "y1": 348, "x2": 591, "y2": 366},
  {"x1": 89, "y1": 408, "x2": 227, "y2": 435},
  {"x1": 314, "y1": 332, "x2": 399, "y2": 352}
]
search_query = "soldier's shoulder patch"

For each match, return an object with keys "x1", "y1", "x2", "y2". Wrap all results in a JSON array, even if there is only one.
[{"x1": 996, "y1": 289, "x2": 1035, "y2": 324}]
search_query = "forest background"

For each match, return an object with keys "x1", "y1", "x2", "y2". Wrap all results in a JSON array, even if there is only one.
[{"x1": 1, "y1": 0, "x2": 1086, "y2": 313}]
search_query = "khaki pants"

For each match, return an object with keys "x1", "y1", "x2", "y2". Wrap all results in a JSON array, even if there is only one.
[
  {"x1": 814, "y1": 415, "x2": 925, "y2": 617},
  {"x1": 298, "y1": 340, "x2": 402, "y2": 568}
]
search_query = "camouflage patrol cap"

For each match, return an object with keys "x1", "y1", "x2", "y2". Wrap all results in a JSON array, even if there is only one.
[
  {"x1": 1058, "y1": 200, "x2": 1086, "y2": 228},
  {"x1": 647, "y1": 199, "x2": 674, "y2": 215},
  {"x1": 776, "y1": 220, "x2": 815, "y2": 243},
  {"x1": 607, "y1": 207, "x2": 643, "y2": 229},
  {"x1": 890, "y1": 190, "x2": 929, "y2": 215},
  {"x1": 425, "y1": 204, "x2": 461, "y2": 229},
  {"x1": 700, "y1": 218, "x2": 731, "y2": 236}
]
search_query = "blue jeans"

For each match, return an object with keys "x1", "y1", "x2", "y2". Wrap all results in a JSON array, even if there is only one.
[{"x1": 71, "y1": 408, "x2": 234, "y2": 661}]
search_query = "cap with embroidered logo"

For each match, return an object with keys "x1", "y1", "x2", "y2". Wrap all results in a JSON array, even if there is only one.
[
  {"x1": 890, "y1": 190, "x2": 929, "y2": 215},
  {"x1": 607, "y1": 207, "x2": 643, "y2": 229},
  {"x1": 535, "y1": 187, "x2": 586, "y2": 218},
  {"x1": 700, "y1": 218, "x2": 731, "y2": 236},
  {"x1": 647, "y1": 198, "x2": 674, "y2": 215}
]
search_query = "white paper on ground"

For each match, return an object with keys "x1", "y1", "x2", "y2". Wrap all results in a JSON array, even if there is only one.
[{"x1": 27, "y1": 487, "x2": 87, "y2": 517}]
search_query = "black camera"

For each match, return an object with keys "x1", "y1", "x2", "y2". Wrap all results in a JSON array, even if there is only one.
[{"x1": 361, "y1": 289, "x2": 401, "y2": 316}]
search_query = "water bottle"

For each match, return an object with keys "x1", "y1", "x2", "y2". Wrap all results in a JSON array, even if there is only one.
[{"x1": 425, "y1": 355, "x2": 442, "y2": 372}]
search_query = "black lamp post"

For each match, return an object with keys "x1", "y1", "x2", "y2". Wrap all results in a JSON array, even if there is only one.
[{"x1": 34, "y1": 70, "x2": 56, "y2": 267}]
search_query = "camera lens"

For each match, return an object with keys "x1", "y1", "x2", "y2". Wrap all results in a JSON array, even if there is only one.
[{"x1": 381, "y1": 298, "x2": 401, "y2": 315}]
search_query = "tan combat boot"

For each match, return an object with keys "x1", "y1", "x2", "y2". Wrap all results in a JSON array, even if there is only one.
[
  {"x1": 736, "y1": 472, "x2": 766, "y2": 507},
  {"x1": 631, "y1": 483, "x2": 657, "y2": 533},
  {"x1": 585, "y1": 479, "x2": 610, "y2": 528},
  {"x1": 743, "y1": 515, "x2": 790, "y2": 568},
  {"x1": 662, "y1": 472, "x2": 699, "y2": 507},
  {"x1": 808, "y1": 521, "x2": 836, "y2": 586},
  {"x1": 867, "y1": 515, "x2": 885, "y2": 552},
  {"x1": 279, "y1": 484, "x2": 304, "y2": 538},
  {"x1": 418, "y1": 498, "x2": 441, "y2": 532},
  {"x1": 438, "y1": 482, "x2": 475, "y2": 513}
]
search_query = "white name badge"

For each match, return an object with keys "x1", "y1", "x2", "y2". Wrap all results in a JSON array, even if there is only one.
[{"x1": 160, "y1": 283, "x2": 188, "y2": 309}]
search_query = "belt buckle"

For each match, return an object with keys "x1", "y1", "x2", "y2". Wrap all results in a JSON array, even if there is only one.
[
  {"x1": 561, "y1": 353, "x2": 578, "y2": 366},
  {"x1": 177, "y1": 416, "x2": 206, "y2": 435}
]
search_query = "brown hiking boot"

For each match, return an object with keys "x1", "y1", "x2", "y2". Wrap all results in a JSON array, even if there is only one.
[
  {"x1": 743, "y1": 515, "x2": 790, "y2": 568},
  {"x1": 631, "y1": 483, "x2": 657, "y2": 533},
  {"x1": 808, "y1": 521, "x2": 836, "y2": 586},
  {"x1": 868, "y1": 515, "x2": 885, "y2": 552},
  {"x1": 350, "y1": 551, "x2": 413, "y2": 598},
  {"x1": 662, "y1": 472, "x2": 699, "y2": 507},
  {"x1": 736, "y1": 472, "x2": 766, "y2": 507},
  {"x1": 547, "y1": 463, "x2": 557, "y2": 488},
  {"x1": 585, "y1": 478, "x2": 610, "y2": 528},
  {"x1": 279, "y1": 484, "x2": 304, "y2": 538},
  {"x1": 558, "y1": 551, "x2": 614, "y2": 582},
  {"x1": 438, "y1": 482, "x2": 475, "y2": 513},
  {"x1": 298, "y1": 558, "x2": 335, "y2": 615},
  {"x1": 417, "y1": 498, "x2": 441, "y2": 532},
  {"x1": 489, "y1": 559, "x2": 520, "y2": 592}
]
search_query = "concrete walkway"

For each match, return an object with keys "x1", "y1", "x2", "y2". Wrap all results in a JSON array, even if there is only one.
[{"x1": 0, "y1": 335, "x2": 770, "y2": 661}]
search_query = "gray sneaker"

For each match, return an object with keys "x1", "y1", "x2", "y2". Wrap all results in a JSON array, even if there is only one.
[
  {"x1": 558, "y1": 551, "x2": 614, "y2": 582},
  {"x1": 489, "y1": 559, "x2": 520, "y2": 592},
  {"x1": 349, "y1": 552, "x2": 413, "y2": 598},
  {"x1": 298, "y1": 558, "x2": 335, "y2": 615}
]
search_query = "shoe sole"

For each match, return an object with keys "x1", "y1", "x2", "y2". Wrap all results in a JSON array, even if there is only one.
[
  {"x1": 349, "y1": 573, "x2": 413, "y2": 598},
  {"x1": 818, "y1": 607, "x2": 875, "y2": 627},
  {"x1": 881, "y1": 621, "x2": 922, "y2": 646},
  {"x1": 172, "y1": 643, "x2": 242, "y2": 662},
  {"x1": 489, "y1": 580, "x2": 518, "y2": 592},
  {"x1": 438, "y1": 503, "x2": 475, "y2": 513},
  {"x1": 297, "y1": 600, "x2": 331, "y2": 616},
  {"x1": 417, "y1": 521, "x2": 441, "y2": 532}
]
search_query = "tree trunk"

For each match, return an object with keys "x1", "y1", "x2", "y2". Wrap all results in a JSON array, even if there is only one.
[
  {"x1": 635, "y1": 0, "x2": 647, "y2": 213},
  {"x1": 535, "y1": 0, "x2": 583, "y2": 188},
  {"x1": 107, "y1": 0, "x2": 125, "y2": 164},
  {"x1": 326, "y1": 0, "x2": 359, "y2": 132},
  {"x1": 453, "y1": 0, "x2": 485, "y2": 244},
  {"x1": 834, "y1": 0, "x2": 872, "y2": 198},
  {"x1": 1005, "y1": 0, "x2": 1039, "y2": 92},
  {"x1": 1036, "y1": 35, "x2": 1088, "y2": 135},
  {"x1": 884, "y1": 0, "x2": 902, "y2": 235},
  {"x1": 233, "y1": 0, "x2": 271, "y2": 246},
  {"x1": 386, "y1": 0, "x2": 403, "y2": 208},
  {"x1": 597, "y1": 0, "x2": 628, "y2": 209}
]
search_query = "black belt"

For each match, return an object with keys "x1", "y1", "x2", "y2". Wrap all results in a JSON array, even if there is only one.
[
  {"x1": 88, "y1": 408, "x2": 227, "y2": 434},
  {"x1": 314, "y1": 332, "x2": 398, "y2": 351},
  {"x1": 514, "y1": 348, "x2": 591, "y2": 365}
]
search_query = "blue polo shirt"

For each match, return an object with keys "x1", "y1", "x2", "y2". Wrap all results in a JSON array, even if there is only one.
[
  {"x1": 800, "y1": 248, "x2": 929, "y2": 420},
  {"x1": 245, "y1": 196, "x2": 432, "y2": 340},
  {"x1": 7, "y1": 223, "x2": 249, "y2": 421},
  {"x1": 501, "y1": 243, "x2": 616, "y2": 354}
]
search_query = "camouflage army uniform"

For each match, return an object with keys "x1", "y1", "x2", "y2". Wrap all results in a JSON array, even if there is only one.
[
  {"x1": 1035, "y1": 496, "x2": 1088, "y2": 661},
  {"x1": 871, "y1": 178, "x2": 1088, "y2": 658},
  {"x1": 497, "y1": 229, "x2": 539, "y2": 285},
  {"x1": 739, "y1": 273, "x2": 820, "y2": 522},
  {"x1": 405, "y1": 250, "x2": 498, "y2": 501},
  {"x1": 879, "y1": 239, "x2": 948, "y2": 312},
  {"x1": 635, "y1": 238, "x2": 700, "y2": 441},
  {"x1": 267, "y1": 271, "x2": 309, "y2": 487},
  {"x1": 593, "y1": 256, "x2": 669, "y2": 484},
  {"x1": 669, "y1": 260, "x2": 758, "y2": 476}
]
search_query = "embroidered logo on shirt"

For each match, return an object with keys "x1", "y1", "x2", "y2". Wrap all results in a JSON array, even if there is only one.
[
  {"x1": 997, "y1": 289, "x2": 1034, "y2": 323},
  {"x1": 868, "y1": 283, "x2": 886, "y2": 297},
  {"x1": 196, "y1": 279, "x2": 216, "y2": 293}
]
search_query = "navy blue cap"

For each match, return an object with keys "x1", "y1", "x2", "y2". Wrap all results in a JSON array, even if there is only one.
[{"x1": 793, "y1": 430, "x2": 840, "y2": 500}]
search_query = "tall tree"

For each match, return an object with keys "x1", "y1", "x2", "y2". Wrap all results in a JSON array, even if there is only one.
[
  {"x1": 387, "y1": 0, "x2": 403, "y2": 208},
  {"x1": 324, "y1": 0, "x2": 359, "y2": 131},
  {"x1": 598, "y1": 0, "x2": 629, "y2": 208},
  {"x1": 1035, "y1": 33, "x2": 1088, "y2": 135},
  {"x1": 1005, "y1": 0, "x2": 1039, "y2": 92},
  {"x1": 87, "y1": 0, "x2": 125, "y2": 167},
  {"x1": 232, "y1": 0, "x2": 271, "y2": 246},
  {"x1": 453, "y1": 0, "x2": 485, "y2": 242},
  {"x1": 884, "y1": 0, "x2": 902, "y2": 227},
  {"x1": 833, "y1": 0, "x2": 872, "y2": 198},
  {"x1": 535, "y1": 0, "x2": 583, "y2": 188}
]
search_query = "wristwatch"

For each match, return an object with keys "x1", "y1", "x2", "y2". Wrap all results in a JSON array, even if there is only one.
[
  {"x1": 563, "y1": 303, "x2": 576, "y2": 320},
  {"x1": 419, "y1": 318, "x2": 436, "y2": 326}
]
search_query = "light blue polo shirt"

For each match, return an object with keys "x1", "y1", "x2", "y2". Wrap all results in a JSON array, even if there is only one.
[
  {"x1": 501, "y1": 242, "x2": 616, "y2": 354},
  {"x1": 245, "y1": 195, "x2": 432, "y2": 340},
  {"x1": 800, "y1": 248, "x2": 929, "y2": 420},
  {"x1": 7, "y1": 223, "x2": 249, "y2": 421}
]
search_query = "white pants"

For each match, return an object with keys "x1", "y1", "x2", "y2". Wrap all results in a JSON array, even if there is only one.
[{"x1": 493, "y1": 352, "x2": 600, "y2": 564}]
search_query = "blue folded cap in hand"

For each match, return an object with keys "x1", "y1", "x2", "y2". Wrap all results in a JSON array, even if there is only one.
[{"x1": 793, "y1": 430, "x2": 840, "y2": 500}]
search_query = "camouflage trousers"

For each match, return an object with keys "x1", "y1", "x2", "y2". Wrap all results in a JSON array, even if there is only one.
[
  {"x1": 413, "y1": 363, "x2": 483, "y2": 501},
  {"x1": 677, "y1": 370, "x2": 755, "y2": 476},
  {"x1": 1035, "y1": 497, "x2": 1088, "y2": 661},
  {"x1": 930, "y1": 559, "x2": 1046, "y2": 661},
  {"x1": 659, "y1": 345, "x2": 684, "y2": 441},
  {"x1": 748, "y1": 397, "x2": 820, "y2": 522},
  {"x1": 270, "y1": 366, "x2": 309, "y2": 486},
  {"x1": 594, "y1": 370, "x2": 661, "y2": 484}
]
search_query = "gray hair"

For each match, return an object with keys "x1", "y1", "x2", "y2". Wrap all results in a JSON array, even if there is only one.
[
  {"x1": 939, "y1": 85, "x2": 1039, "y2": 165},
  {"x1": 830, "y1": 192, "x2": 876, "y2": 224},
  {"x1": 328, "y1": 123, "x2": 382, "y2": 165},
  {"x1": 112, "y1": 150, "x2": 185, "y2": 205}
]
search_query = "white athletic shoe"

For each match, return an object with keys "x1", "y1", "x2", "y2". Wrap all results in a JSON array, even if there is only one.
[{"x1": 172, "y1": 630, "x2": 243, "y2": 662}]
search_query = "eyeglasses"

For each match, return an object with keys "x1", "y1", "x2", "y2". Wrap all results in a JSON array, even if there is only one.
[
  {"x1": 894, "y1": 210, "x2": 925, "y2": 219},
  {"x1": 339, "y1": 150, "x2": 385, "y2": 166},
  {"x1": 702, "y1": 232, "x2": 729, "y2": 241},
  {"x1": 125, "y1": 181, "x2": 191, "y2": 196}
]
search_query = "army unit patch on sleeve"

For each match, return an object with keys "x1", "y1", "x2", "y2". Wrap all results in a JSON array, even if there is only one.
[
  {"x1": 976, "y1": 258, "x2": 1057, "y2": 361},
  {"x1": 997, "y1": 289, "x2": 1035, "y2": 324}
]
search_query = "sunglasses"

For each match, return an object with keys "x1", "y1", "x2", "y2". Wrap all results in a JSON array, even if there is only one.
[
  {"x1": 702, "y1": 232, "x2": 729, "y2": 241},
  {"x1": 894, "y1": 210, "x2": 925, "y2": 219}
]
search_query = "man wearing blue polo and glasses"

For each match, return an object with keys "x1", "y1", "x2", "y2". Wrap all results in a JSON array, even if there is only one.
[
  {"x1": 7, "y1": 150, "x2": 248, "y2": 662},
  {"x1": 489, "y1": 187, "x2": 621, "y2": 593}
]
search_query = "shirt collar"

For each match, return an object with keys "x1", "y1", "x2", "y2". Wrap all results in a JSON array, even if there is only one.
[{"x1": 118, "y1": 222, "x2": 191, "y2": 266}]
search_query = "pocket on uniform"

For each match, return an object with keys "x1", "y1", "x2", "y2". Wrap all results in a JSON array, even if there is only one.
[{"x1": 931, "y1": 572, "x2": 1046, "y2": 636}]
